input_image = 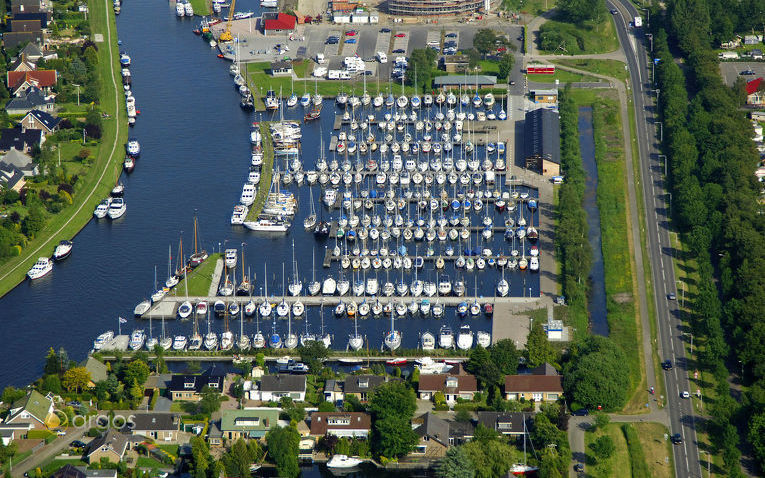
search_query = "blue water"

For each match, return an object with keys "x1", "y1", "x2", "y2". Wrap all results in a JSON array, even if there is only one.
[{"x1": 0, "y1": 0, "x2": 539, "y2": 388}]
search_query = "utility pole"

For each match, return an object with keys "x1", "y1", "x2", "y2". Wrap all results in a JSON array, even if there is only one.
[{"x1": 72, "y1": 83, "x2": 81, "y2": 106}]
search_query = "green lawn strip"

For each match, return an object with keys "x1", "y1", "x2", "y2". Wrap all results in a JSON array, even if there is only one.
[
  {"x1": 0, "y1": 0, "x2": 127, "y2": 298},
  {"x1": 528, "y1": 69, "x2": 597, "y2": 84},
  {"x1": 621, "y1": 423, "x2": 650, "y2": 477},
  {"x1": 632, "y1": 422, "x2": 675, "y2": 478},
  {"x1": 502, "y1": 0, "x2": 556, "y2": 16},
  {"x1": 10, "y1": 450, "x2": 33, "y2": 468},
  {"x1": 156, "y1": 444, "x2": 180, "y2": 458},
  {"x1": 245, "y1": 123, "x2": 274, "y2": 222},
  {"x1": 135, "y1": 456, "x2": 167, "y2": 469},
  {"x1": 554, "y1": 59, "x2": 629, "y2": 82},
  {"x1": 40, "y1": 459, "x2": 88, "y2": 476},
  {"x1": 584, "y1": 423, "x2": 630, "y2": 477},
  {"x1": 188, "y1": 0, "x2": 210, "y2": 15},
  {"x1": 538, "y1": 15, "x2": 620, "y2": 55},
  {"x1": 170, "y1": 252, "x2": 222, "y2": 297}
]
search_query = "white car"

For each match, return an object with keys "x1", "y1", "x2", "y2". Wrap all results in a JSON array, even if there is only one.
[{"x1": 681, "y1": 390, "x2": 690, "y2": 399}]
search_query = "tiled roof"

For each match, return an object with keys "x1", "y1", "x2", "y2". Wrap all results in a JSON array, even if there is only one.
[
  {"x1": 87, "y1": 429, "x2": 128, "y2": 458},
  {"x1": 417, "y1": 373, "x2": 477, "y2": 394},
  {"x1": 309, "y1": 412, "x2": 371, "y2": 435},
  {"x1": 504, "y1": 375, "x2": 563, "y2": 393},
  {"x1": 22, "y1": 109, "x2": 60, "y2": 131},
  {"x1": 260, "y1": 374, "x2": 306, "y2": 392},
  {"x1": 129, "y1": 413, "x2": 178, "y2": 431},
  {"x1": 7, "y1": 69, "x2": 57, "y2": 89},
  {"x1": 264, "y1": 13, "x2": 296, "y2": 30},
  {"x1": 220, "y1": 409, "x2": 279, "y2": 432},
  {"x1": 413, "y1": 412, "x2": 449, "y2": 446}
]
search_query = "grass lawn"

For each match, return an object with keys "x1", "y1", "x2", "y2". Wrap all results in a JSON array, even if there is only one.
[
  {"x1": 538, "y1": 15, "x2": 620, "y2": 55},
  {"x1": 188, "y1": 0, "x2": 210, "y2": 15},
  {"x1": 171, "y1": 253, "x2": 221, "y2": 297},
  {"x1": 0, "y1": 0, "x2": 127, "y2": 298},
  {"x1": 555, "y1": 59, "x2": 629, "y2": 82},
  {"x1": 584, "y1": 423, "x2": 630, "y2": 477},
  {"x1": 40, "y1": 459, "x2": 88, "y2": 476},
  {"x1": 527, "y1": 69, "x2": 597, "y2": 84},
  {"x1": 135, "y1": 456, "x2": 167, "y2": 469},
  {"x1": 157, "y1": 444, "x2": 180, "y2": 458},
  {"x1": 502, "y1": 0, "x2": 555, "y2": 15},
  {"x1": 630, "y1": 423, "x2": 674, "y2": 478},
  {"x1": 246, "y1": 123, "x2": 275, "y2": 221}
]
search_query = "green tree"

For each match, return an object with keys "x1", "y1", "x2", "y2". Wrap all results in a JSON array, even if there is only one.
[
  {"x1": 526, "y1": 319, "x2": 556, "y2": 367},
  {"x1": 297, "y1": 341, "x2": 329, "y2": 373},
  {"x1": 199, "y1": 386, "x2": 223, "y2": 415},
  {"x1": 318, "y1": 401, "x2": 336, "y2": 412},
  {"x1": 372, "y1": 415, "x2": 418, "y2": 458},
  {"x1": 490, "y1": 340, "x2": 521, "y2": 376},
  {"x1": 266, "y1": 426, "x2": 300, "y2": 478},
  {"x1": 591, "y1": 435, "x2": 615, "y2": 460},
  {"x1": 497, "y1": 54, "x2": 515, "y2": 81},
  {"x1": 436, "y1": 446, "x2": 475, "y2": 478},
  {"x1": 563, "y1": 336, "x2": 630, "y2": 410},
  {"x1": 463, "y1": 440, "x2": 517, "y2": 478},
  {"x1": 473, "y1": 29, "x2": 498, "y2": 56},
  {"x1": 405, "y1": 49, "x2": 438, "y2": 91},
  {"x1": 121, "y1": 359, "x2": 150, "y2": 387},
  {"x1": 22, "y1": 203, "x2": 45, "y2": 238},
  {"x1": 44, "y1": 347, "x2": 61, "y2": 375},
  {"x1": 369, "y1": 381, "x2": 416, "y2": 420},
  {"x1": 1, "y1": 386, "x2": 26, "y2": 405},
  {"x1": 222, "y1": 439, "x2": 259, "y2": 478},
  {"x1": 190, "y1": 436, "x2": 210, "y2": 478},
  {"x1": 557, "y1": 0, "x2": 606, "y2": 23},
  {"x1": 465, "y1": 345, "x2": 502, "y2": 388},
  {"x1": 62, "y1": 366, "x2": 91, "y2": 393},
  {"x1": 129, "y1": 379, "x2": 143, "y2": 402},
  {"x1": 593, "y1": 412, "x2": 610, "y2": 430}
]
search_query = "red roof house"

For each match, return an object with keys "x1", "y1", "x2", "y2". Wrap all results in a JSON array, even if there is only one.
[
  {"x1": 7, "y1": 70, "x2": 57, "y2": 96},
  {"x1": 263, "y1": 13, "x2": 296, "y2": 33},
  {"x1": 746, "y1": 77, "x2": 763, "y2": 95}
]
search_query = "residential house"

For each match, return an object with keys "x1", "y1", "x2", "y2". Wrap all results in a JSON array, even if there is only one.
[
  {"x1": 255, "y1": 374, "x2": 306, "y2": 402},
  {"x1": 323, "y1": 375, "x2": 393, "y2": 403},
  {"x1": 447, "y1": 419, "x2": 474, "y2": 445},
  {"x1": 11, "y1": 0, "x2": 48, "y2": 15},
  {"x1": 85, "y1": 429, "x2": 128, "y2": 464},
  {"x1": 747, "y1": 78, "x2": 764, "y2": 106},
  {"x1": 9, "y1": 56, "x2": 36, "y2": 73},
  {"x1": 209, "y1": 408, "x2": 280, "y2": 446},
  {"x1": 433, "y1": 75, "x2": 497, "y2": 90},
  {"x1": 262, "y1": 13, "x2": 296, "y2": 35},
  {"x1": 19, "y1": 110, "x2": 60, "y2": 136},
  {"x1": 308, "y1": 412, "x2": 371, "y2": 438},
  {"x1": 52, "y1": 465, "x2": 118, "y2": 478},
  {"x1": 0, "y1": 428, "x2": 14, "y2": 446},
  {"x1": 16, "y1": 43, "x2": 56, "y2": 63},
  {"x1": 0, "y1": 164, "x2": 26, "y2": 192},
  {"x1": 0, "y1": 423, "x2": 33, "y2": 445},
  {"x1": 323, "y1": 379, "x2": 344, "y2": 403},
  {"x1": 524, "y1": 108, "x2": 561, "y2": 176},
  {"x1": 0, "y1": 147, "x2": 37, "y2": 176},
  {"x1": 270, "y1": 61, "x2": 293, "y2": 76},
  {"x1": 128, "y1": 413, "x2": 181, "y2": 442},
  {"x1": 439, "y1": 54, "x2": 470, "y2": 73},
  {"x1": 79, "y1": 356, "x2": 108, "y2": 387},
  {"x1": 5, "y1": 87, "x2": 55, "y2": 116},
  {"x1": 504, "y1": 374, "x2": 563, "y2": 402},
  {"x1": 411, "y1": 412, "x2": 449, "y2": 457},
  {"x1": 417, "y1": 371, "x2": 478, "y2": 405},
  {"x1": 5, "y1": 390, "x2": 54, "y2": 429},
  {"x1": 532, "y1": 88, "x2": 558, "y2": 105},
  {"x1": 7, "y1": 70, "x2": 58, "y2": 96},
  {"x1": 745, "y1": 34, "x2": 762, "y2": 45},
  {"x1": 167, "y1": 366, "x2": 224, "y2": 401},
  {"x1": 0, "y1": 127, "x2": 43, "y2": 154},
  {"x1": 750, "y1": 49, "x2": 764, "y2": 60},
  {"x1": 3, "y1": 31, "x2": 45, "y2": 49},
  {"x1": 477, "y1": 411, "x2": 533, "y2": 437}
]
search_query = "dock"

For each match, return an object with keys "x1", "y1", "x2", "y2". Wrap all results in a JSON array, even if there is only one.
[{"x1": 208, "y1": 258, "x2": 224, "y2": 296}]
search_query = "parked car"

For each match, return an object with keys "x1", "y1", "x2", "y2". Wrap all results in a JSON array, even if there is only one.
[
  {"x1": 497, "y1": 46, "x2": 507, "y2": 53},
  {"x1": 681, "y1": 390, "x2": 690, "y2": 399},
  {"x1": 741, "y1": 69, "x2": 756, "y2": 75},
  {"x1": 574, "y1": 464, "x2": 585, "y2": 472},
  {"x1": 671, "y1": 433, "x2": 683, "y2": 445},
  {"x1": 446, "y1": 32, "x2": 457, "y2": 37},
  {"x1": 345, "y1": 30, "x2": 357, "y2": 36},
  {"x1": 345, "y1": 38, "x2": 357, "y2": 44},
  {"x1": 395, "y1": 33, "x2": 406, "y2": 38},
  {"x1": 668, "y1": 292, "x2": 676, "y2": 300},
  {"x1": 70, "y1": 440, "x2": 86, "y2": 448},
  {"x1": 392, "y1": 48, "x2": 405, "y2": 53},
  {"x1": 662, "y1": 359, "x2": 673, "y2": 370},
  {"x1": 510, "y1": 80, "x2": 516, "y2": 85},
  {"x1": 572, "y1": 408, "x2": 589, "y2": 416},
  {"x1": 610, "y1": 8, "x2": 618, "y2": 14},
  {"x1": 380, "y1": 27, "x2": 391, "y2": 32}
]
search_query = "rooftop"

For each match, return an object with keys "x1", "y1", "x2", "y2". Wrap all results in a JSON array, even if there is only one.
[
  {"x1": 433, "y1": 75, "x2": 497, "y2": 87},
  {"x1": 504, "y1": 374, "x2": 563, "y2": 393}
]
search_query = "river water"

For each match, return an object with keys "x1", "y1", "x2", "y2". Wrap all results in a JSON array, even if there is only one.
[
  {"x1": 0, "y1": 0, "x2": 539, "y2": 389},
  {"x1": 578, "y1": 107, "x2": 608, "y2": 336}
]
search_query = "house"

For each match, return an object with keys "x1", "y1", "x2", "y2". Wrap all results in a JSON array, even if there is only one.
[
  {"x1": 86, "y1": 429, "x2": 128, "y2": 463},
  {"x1": 748, "y1": 91, "x2": 765, "y2": 106},
  {"x1": 3, "y1": 31, "x2": 45, "y2": 49},
  {"x1": 0, "y1": 127, "x2": 43, "y2": 154},
  {"x1": 323, "y1": 375, "x2": 393, "y2": 403},
  {"x1": 19, "y1": 110, "x2": 60, "y2": 135},
  {"x1": 270, "y1": 61, "x2": 293, "y2": 76},
  {"x1": 255, "y1": 374, "x2": 306, "y2": 402},
  {"x1": 439, "y1": 55, "x2": 470, "y2": 73},
  {"x1": 209, "y1": 408, "x2": 280, "y2": 445},
  {"x1": 11, "y1": 0, "x2": 48, "y2": 15},
  {"x1": 167, "y1": 366, "x2": 224, "y2": 401},
  {"x1": 417, "y1": 371, "x2": 478, "y2": 405},
  {"x1": 447, "y1": 419, "x2": 474, "y2": 445},
  {"x1": 477, "y1": 411, "x2": 533, "y2": 437},
  {"x1": 309, "y1": 412, "x2": 371, "y2": 438},
  {"x1": 750, "y1": 49, "x2": 764, "y2": 60},
  {"x1": 9, "y1": 56, "x2": 36, "y2": 73},
  {"x1": 411, "y1": 412, "x2": 449, "y2": 457},
  {"x1": 262, "y1": 13, "x2": 296, "y2": 35},
  {"x1": 6, "y1": 390, "x2": 54, "y2": 429},
  {"x1": 0, "y1": 428, "x2": 14, "y2": 446},
  {"x1": 433, "y1": 75, "x2": 497, "y2": 90},
  {"x1": 532, "y1": 88, "x2": 558, "y2": 105},
  {"x1": 524, "y1": 108, "x2": 560, "y2": 176},
  {"x1": 79, "y1": 356, "x2": 108, "y2": 386},
  {"x1": 745, "y1": 35, "x2": 763, "y2": 45},
  {"x1": 5, "y1": 87, "x2": 55, "y2": 116},
  {"x1": 0, "y1": 147, "x2": 37, "y2": 176},
  {"x1": 7, "y1": 70, "x2": 58, "y2": 96},
  {"x1": 52, "y1": 465, "x2": 118, "y2": 478},
  {"x1": 0, "y1": 163, "x2": 26, "y2": 192},
  {"x1": 128, "y1": 413, "x2": 181, "y2": 442},
  {"x1": 0, "y1": 423, "x2": 33, "y2": 445},
  {"x1": 504, "y1": 374, "x2": 563, "y2": 402}
]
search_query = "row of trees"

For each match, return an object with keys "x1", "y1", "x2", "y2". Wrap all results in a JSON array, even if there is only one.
[{"x1": 652, "y1": 1, "x2": 765, "y2": 473}]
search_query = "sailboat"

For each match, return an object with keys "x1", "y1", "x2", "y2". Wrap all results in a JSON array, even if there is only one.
[
  {"x1": 253, "y1": 295, "x2": 266, "y2": 348},
  {"x1": 220, "y1": 309, "x2": 234, "y2": 350},
  {"x1": 204, "y1": 310, "x2": 218, "y2": 350},
  {"x1": 188, "y1": 313, "x2": 202, "y2": 350},
  {"x1": 189, "y1": 213, "x2": 208, "y2": 267},
  {"x1": 236, "y1": 243, "x2": 252, "y2": 296},
  {"x1": 308, "y1": 250, "x2": 320, "y2": 295},
  {"x1": 284, "y1": 308, "x2": 298, "y2": 349},
  {"x1": 348, "y1": 311, "x2": 363, "y2": 351},
  {"x1": 509, "y1": 418, "x2": 539, "y2": 475},
  {"x1": 287, "y1": 241, "x2": 302, "y2": 295},
  {"x1": 304, "y1": 188, "x2": 317, "y2": 230},
  {"x1": 287, "y1": 75, "x2": 298, "y2": 107},
  {"x1": 237, "y1": 308, "x2": 251, "y2": 350},
  {"x1": 319, "y1": 303, "x2": 331, "y2": 347},
  {"x1": 165, "y1": 244, "x2": 180, "y2": 288},
  {"x1": 383, "y1": 313, "x2": 401, "y2": 350}
]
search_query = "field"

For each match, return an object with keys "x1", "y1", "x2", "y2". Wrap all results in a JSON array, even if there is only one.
[
  {"x1": 584, "y1": 423, "x2": 631, "y2": 477},
  {"x1": 585, "y1": 422, "x2": 673, "y2": 477},
  {"x1": 554, "y1": 59, "x2": 629, "y2": 82},
  {"x1": 527, "y1": 69, "x2": 597, "y2": 84},
  {"x1": 188, "y1": 0, "x2": 210, "y2": 15},
  {"x1": 538, "y1": 15, "x2": 620, "y2": 55},
  {"x1": 170, "y1": 253, "x2": 221, "y2": 297},
  {"x1": 0, "y1": 0, "x2": 128, "y2": 298},
  {"x1": 631, "y1": 423, "x2": 674, "y2": 478},
  {"x1": 502, "y1": 0, "x2": 555, "y2": 15}
]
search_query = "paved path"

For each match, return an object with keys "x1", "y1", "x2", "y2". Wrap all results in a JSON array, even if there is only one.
[
  {"x1": 12, "y1": 428, "x2": 87, "y2": 478},
  {"x1": 0, "y1": 0, "x2": 124, "y2": 296}
]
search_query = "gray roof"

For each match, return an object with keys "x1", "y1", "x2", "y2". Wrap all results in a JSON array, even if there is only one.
[
  {"x1": 271, "y1": 60, "x2": 292, "y2": 70},
  {"x1": 524, "y1": 108, "x2": 560, "y2": 165},
  {"x1": 19, "y1": 42, "x2": 42, "y2": 58},
  {"x1": 0, "y1": 163, "x2": 26, "y2": 190},
  {"x1": 23, "y1": 109, "x2": 60, "y2": 131},
  {"x1": 80, "y1": 357, "x2": 108, "y2": 383},
  {"x1": 129, "y1": 413, "x2": 178, "y2": 431},
  {"x1": 0, "y1": 147, "x2": 33, "y2": 170},
  {"x1": 529, "y1": 363, "x2": 558, "y2": 376},
  {"x1": 0, "y1": 429, "x2": 14, "y2": 438},
  {"x1": 476, "y1": 411, "x2": 532, "y2": 435},
  {"x1": 78, "y1": 468, "x2": 117, "y2": 478},
  {"x1": 413, "y1": 412, "x2": 449, "y2": 446},
  {"x1": 87, "y1": 429, "x2": 128, "y2": 458},
  {"x1": 343, "y1": 375, "x2": 389, "y2": 394},
  {"x1": 5, "y1": 87, "x2": 52, "y2": 113},
  {"x1": 324, "y1": 379, "x2": 342, "y2": 393},
  {"x1": 260, "y1": 374, "x2": 306, "y2": 393},
  {"x1": 433, "y1": 75, "x2": 497, "y2": 87}
]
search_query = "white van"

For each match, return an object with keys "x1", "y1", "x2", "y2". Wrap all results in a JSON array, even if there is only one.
[
  {"x1": 377, "y1": 52, "x2": 388, "y2": 63},
  {"x1": 316, "y1": 53, "x2": 327, "y2": 64}
]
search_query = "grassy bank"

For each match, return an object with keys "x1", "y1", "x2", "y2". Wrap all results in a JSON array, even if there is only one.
[
  {"x1": 245, "y1": 123, "x2": 274, "y2": 221},
  {"x1": 502, "y1": 0, "x2": 555, "y2": 15},
  {"x1": 528, "y1": 69, "x2": 597, "y2": 84},
  {"x1": 188, "y1": 0, "x2": 210, "y2": 15},
  {"x1": 538, "y1": 15, "x2": 619, "y2": 55},
  {"x1": 171, "y1": 253, "x2": 221, "y2": 297},
  {"x1": 0, "y1": 0, "x2": 127, "y2": 298},
  {"x1": 554, "y1": 58, "x2": 629, "y2": 82},
  {"x1": 584, "y1": 423, "x2": 631, "y2": 477},
  {"x1": 630, "y1": 423, "x2": 674, "y2": 478}
]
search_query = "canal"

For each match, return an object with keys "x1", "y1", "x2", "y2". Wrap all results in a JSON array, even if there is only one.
[
  {"x1": 578, "y1": 106, "x2": 608, "y2": 336},
  {"x1": 0, "y1": 0, "x2": 539, "y2": 391}
]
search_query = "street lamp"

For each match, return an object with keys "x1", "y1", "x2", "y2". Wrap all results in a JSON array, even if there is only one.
[
  {"x1": 72, "y1": 83, "x2": 81, "y2": 106},
  {"x1": 646, "y1": 33, "x2": 653, "y2": 53}
]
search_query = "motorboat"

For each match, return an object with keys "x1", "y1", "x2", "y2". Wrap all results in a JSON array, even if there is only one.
[
  {"x1": 196, "y1": 301, "x2": 208, "y2": 316},
  {"x1": 27, "y1": 257, "x2": 53, "y2": 280},
  {"x1": 456, "y1": 325, "x2": 473, "y2": 350},
  {"x1": 53, "y1": 240, "x2": 73, "y2": 261},
  {"x1": 126, "y1": 138, "x2": 140, "y2": 157},
  {"x1": 327, "y1": 455, "x2": 363, "y2": 469},
  {"x1": 119, "y1": 52, "x2": 131, "y2": 66},
  {"x1": 123, "y1": 156, "x2": 135, "y2": 172},
  {"x1": 175, "y1": 1, "x2": 185, "y2": 16},
  {"x1": 93, "y1": 198, "x2": 111, "y2": 218},
  {"x1": 93, "y1": 331, "x2": 114, "y2": 350},
  {"x1": 477, "y1": 331, "x2": 491, "y2": 348},
  {"x1": 184, "y1": 1, "x2": 193, "y2": 15},
  {"x1": 173, "y1": 335, "x2": 188, "y2": 350},
  {"x1": 107, "y1": 198, "x2": 126, "y2": 219},
  {"x1": 134, "y1": 299, "x2": 151, "y2": 316},
  {"x1": 225, "y1": 248, "x2": 237, "y2": 268},
  {"x1": 438, "y1": 325, "x2": 453, "y2": 349},
  {"x1": 178, "y1": 301, "x2": 193, "y2": 319},
  {"x1": 421, "y1": 331, "x2": 435, "y2": 350},
  {"x1": 128, "y1": 329, "x2": 146, "y2": 351}
]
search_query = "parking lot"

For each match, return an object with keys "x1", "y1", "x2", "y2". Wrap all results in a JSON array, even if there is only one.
[{"x1": 719, "y1": 61, "x2": 765, "y2": 87}]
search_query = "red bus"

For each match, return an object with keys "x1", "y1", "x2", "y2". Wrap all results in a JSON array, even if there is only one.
[{"x1": 527, "y1": 64, "x2": 555, "y2": 75}]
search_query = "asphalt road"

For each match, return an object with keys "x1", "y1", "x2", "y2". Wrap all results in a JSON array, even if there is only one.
[{"x1": 608, "y1": 1, "x2": 703, "y2": 476}]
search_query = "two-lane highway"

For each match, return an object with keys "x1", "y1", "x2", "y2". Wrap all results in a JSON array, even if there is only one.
[{"x1": 607, "y1": 1, "x2": 703, "y2": 476}]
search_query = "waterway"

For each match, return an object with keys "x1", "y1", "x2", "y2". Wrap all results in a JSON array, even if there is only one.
[
  {"x1": 0, "y1": 0, "x2": 538, "y2": 389},
  {"x1": 577, "y1": 106, "x2": 608, "y2": 336}
]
